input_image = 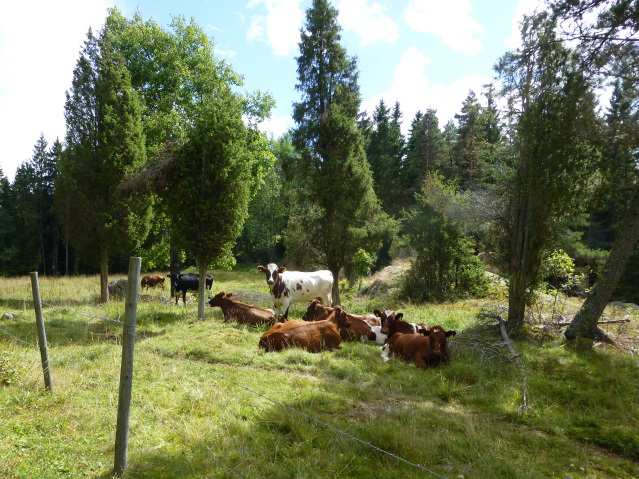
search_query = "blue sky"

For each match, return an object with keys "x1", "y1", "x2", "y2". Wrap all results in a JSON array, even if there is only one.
[{"x1": 0, "y1": 0, "x2": 542, "y2": 179}]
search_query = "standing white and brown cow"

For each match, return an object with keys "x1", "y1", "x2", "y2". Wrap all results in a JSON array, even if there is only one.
[{"x1": 257, "y1": 263, "x2": 333, "y2": 318}]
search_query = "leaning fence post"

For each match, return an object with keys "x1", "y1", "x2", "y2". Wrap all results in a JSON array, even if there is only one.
[
  {"x1": 30, "y1": 272, "x2": 52, "y2": 392},
  {"x1": 113, "y1": 257, "x2": 141, "y2": 476}
]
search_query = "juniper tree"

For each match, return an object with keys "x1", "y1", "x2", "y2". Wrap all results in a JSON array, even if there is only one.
[
  {"x1": 61, "y1": 17, "x2": 148, "y2": 302},
  {"x1": 165, "y1": 88, "x2": 274, "y2": 321},
  {"x1": 496, "y1": 13, "x2": 601, "y2": 334}
]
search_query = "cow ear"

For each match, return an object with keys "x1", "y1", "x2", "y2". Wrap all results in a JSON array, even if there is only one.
[
  {"x1": 421, "y1": 329, "x2": 431, "y2": 336},
  {"x1": 277, "y1": 266, "x2": 286, "y2": 273},
  {"x1": 314, "y1": 297, "x2": 323, "y2": 304},
  {"x1": 257, "y1": 265, "x2": 267, "y2": 272},
  {"x1": 445, "y1": 330, "x2": 457, "y2": 337},
  {"x1": 395, "y1": 313, "x2": 403, "y2": 321},
  {"x1": 373, "y1": 309, "x2": 382, "y2": 317}
]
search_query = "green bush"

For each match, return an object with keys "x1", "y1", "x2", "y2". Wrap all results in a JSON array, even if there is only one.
[
  {"x1": 401, "y1": 174, "x2": 489, "y2": 302},
  {"x1": 347, "y1": 248, "x2": 375, "y2": 289}
]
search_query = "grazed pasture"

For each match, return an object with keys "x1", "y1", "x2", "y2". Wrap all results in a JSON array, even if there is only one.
[{"x1": 0, "y1": 270, "x2": 638, "y2": 478}]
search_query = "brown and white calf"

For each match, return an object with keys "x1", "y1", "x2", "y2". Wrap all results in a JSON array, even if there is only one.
[
  {"x1": 258, "y1": 307, "x2": 350, "y2": 353},
  {"x1": 381, "y1": 312, "x2": 456, "y2": 368},
  {"x1": 208, "y1": 292, "x2": 276, "y2": 326},
  {"x1": 257, "y1": 263, "x2": 333, "y2": 318}
]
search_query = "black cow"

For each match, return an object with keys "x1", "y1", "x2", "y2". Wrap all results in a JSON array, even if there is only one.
[{"x1": 167, "y1": 272, "x2": 213, "y2": 305}]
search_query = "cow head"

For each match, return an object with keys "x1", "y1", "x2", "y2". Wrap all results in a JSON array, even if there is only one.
[
  {"x1": 257, "y1": 263, "x2": 286, "y2": 286},
  {"x1": 303, "y1": 297, "x2": 331, "y2": 321},
  {"x1": 421, "y1": 326, "x2": 457, "y2": 364},
  {"x1": 167, "y1": 272, "x2": 180, "y2": 290},
  {"x1": 333, "y1": 307, "x2": 351, "y2": 333},
  {"x1": 208, "y1": 292, "x2": 228, "y2": 307},
  {"x1": 375, "y1": 309, "x2": 404, "y2": 336},
  {"x1": 342, "y1": 313, "x2": 376, "y2": 341}
]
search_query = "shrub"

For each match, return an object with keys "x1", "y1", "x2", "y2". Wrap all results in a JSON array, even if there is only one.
[
  {"x1": 540, "y1": 249, "x2": 576, "y2": 289},
  {"x1": 401, "y1": 174, "x2": 489, "y2": 302},
  {"x1": 346, "y1": 248, "x2": 375, "y2": 289}
]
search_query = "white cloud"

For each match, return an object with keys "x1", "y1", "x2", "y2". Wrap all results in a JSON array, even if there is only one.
[
  {"x1": 337, "y1": 0, "x2": 399, "y2": 46},
  {"x1": 404, "y1": 0, "x2": 484, "y2": 54},
  {"x1": 259, "y1": 114, "x2": 292, "y2": 138},
  {"x1": 246, "y1": 0, "x2": 303, "y2": 56},
  {"x1": 505, "y1": 0, "x2": 545, "y2": 49},
  {"x1": 216, "y1": 47, "x2": 237, "y2": 59},
  {"x1": 0, "y1": 0, "x2": 111, "y2": 180},
  {"x1": 363, "y1": 47, "x2": 491, "y2": 133}
]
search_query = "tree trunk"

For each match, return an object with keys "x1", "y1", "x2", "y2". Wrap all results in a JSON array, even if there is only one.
[
  {"x1": 198, "y1": 260, "x2": 207, "y2": 321},
  {"x1": 51, "y1": 226, "x2": 59, "y2": 276},
  {"x1": 65, "y1": 238, "x2": 69, "y2": 276},
  {"x1": 40, "y1": 233, "x2": 47, "y2": 276},
  {"x1": 170, "y1": 240, "x2": 179, "y2": 298},
  {"x1": 508, "y1": 272, "x2": 528, "y2": 335},
  {"x1": 100, "y1": 246, "x2": 109, "y2": 303},
  {"x1": 566, "y1": 193, "x2": 639, "y2": 340},
  {"x1": 330, "y1": 267, "x2": 340, "y2": 307}
]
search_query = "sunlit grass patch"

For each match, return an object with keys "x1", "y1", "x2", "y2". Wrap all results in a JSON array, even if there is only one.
[{"x1": 0, "y1": 270, "x2": 638, "y2": 478}]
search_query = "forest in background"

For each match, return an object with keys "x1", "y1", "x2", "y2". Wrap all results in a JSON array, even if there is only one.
[{"x1": 0, "y1": 0, "x2": 637, "y2": 334}]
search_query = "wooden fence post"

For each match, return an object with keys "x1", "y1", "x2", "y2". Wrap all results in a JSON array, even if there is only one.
[
  {"x1": 113, "y1": 257, "x2": 141, "y2": 476},
  {"x1": 30, "y1": 272, "x2": 52, "y2": 392}
]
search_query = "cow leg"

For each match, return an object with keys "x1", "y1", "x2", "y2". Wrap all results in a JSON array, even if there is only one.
[
  {"x1": 175, "y1": 292, "x2": 178, "y2": 305},
  {"x1": 182, "y1": 291, "x2": 186, "y2": 305},
  {"x1": 324, "y1": 292, "x2": 332, "y2": 307},
  {"x1": 283, "y1": 304, "x2": 290, "y2": 320},
  {"x1": 414, "y1": 354, "x2": 427, "y2": 369},
  {"x1": 380, "y1": 344, "x2": 391, "y2": 362}
]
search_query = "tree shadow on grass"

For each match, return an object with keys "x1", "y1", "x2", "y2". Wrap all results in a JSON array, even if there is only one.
[
  {"x1": 0, "y1": 297, "x2": 101, "y2": 309},
  {"x1": 0, "y1": 309, "x2": 187, "y2": 347},
  {"x1": 116, "y1": 379, "x2": 639, "y2": 479}
]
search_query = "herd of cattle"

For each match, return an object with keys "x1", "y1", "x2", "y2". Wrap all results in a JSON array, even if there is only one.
[{"x1": 129, "y1": 263, "x2": 457, "y2": 369}]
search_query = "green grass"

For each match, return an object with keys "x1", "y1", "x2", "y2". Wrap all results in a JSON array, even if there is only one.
[{"x1": 0, "y1": 271, "x2": 638, "y2": 478}]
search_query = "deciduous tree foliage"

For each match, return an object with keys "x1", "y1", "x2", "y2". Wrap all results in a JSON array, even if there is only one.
[
  {"x1": 291, "y1": 0, "x2": 389, "y2": 305},
  {"x1": 496, "y1": 13, "x2": 601, "y2": 334}
]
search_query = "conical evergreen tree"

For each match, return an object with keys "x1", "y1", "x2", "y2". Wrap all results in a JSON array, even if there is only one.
[
  {"x1": 61, "y1": 12, "x2": 149, "y2": 302},
  {"x1": 291, "y1": 0, "x2": 389, "y2": 305}
]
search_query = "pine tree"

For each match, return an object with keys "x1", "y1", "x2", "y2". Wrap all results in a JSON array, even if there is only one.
[
  {"x1": 366, "y1": 100, "x2": 404, "y2": 215},
  {"x1": 0, "y1": 169, "x2": 16, "y2": 273},
  {"x1": 403, "y1": 109, "x2": 445, "y2": 204},
  {"x1": 292, "y1": 0, "x2": 388, "y2": 305},
  {"x1": 454, "y1": 91, "x2": 483, "y2": 189},
  {"x1": 480, "y1": 84, "x2": 501, "y2": 145}
]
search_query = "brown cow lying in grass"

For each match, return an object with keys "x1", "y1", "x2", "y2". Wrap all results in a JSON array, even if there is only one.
[
  {"x1": 208, "y1": 292, "x2": 276, "y2": 326},
  {"x1": 380, "y1": 310, "x2": 456, "y2": 368},
  {"x1": 302, "y1": 298, "x2": 378, "y2": 342},
  {"x1": 259, "y1": 307, "x2": 351, "y2": 352}
]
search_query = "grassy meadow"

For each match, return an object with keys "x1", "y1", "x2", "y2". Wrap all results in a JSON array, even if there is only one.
[{"x1": 0, "y1": 269, "x2": 638, "y2": 478}]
